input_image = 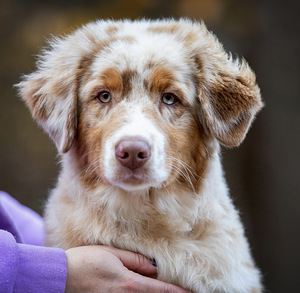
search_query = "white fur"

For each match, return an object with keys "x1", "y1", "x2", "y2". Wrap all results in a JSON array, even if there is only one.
[{"x1": 104, "y1": 102, "x2": 169, "y2": 191}]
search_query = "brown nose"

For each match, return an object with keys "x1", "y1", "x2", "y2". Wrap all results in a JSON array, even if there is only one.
[{"x1": 115, "y1": 139, "x2": 151, "y2": 170}]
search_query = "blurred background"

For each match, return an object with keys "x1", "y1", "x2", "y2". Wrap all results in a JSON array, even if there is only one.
[{"x1": 0, "y1": 0, "x2": 299, "y2": 292}]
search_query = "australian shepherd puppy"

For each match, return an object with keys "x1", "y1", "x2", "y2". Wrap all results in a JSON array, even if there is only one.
[{"x1": 18, "y1": 19, "x2": 263, "y2": 292}]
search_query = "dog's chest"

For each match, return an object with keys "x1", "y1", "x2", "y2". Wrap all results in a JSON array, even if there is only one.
[{"x1": 60, "y1": 193, "x2": 198, "y2": 250}]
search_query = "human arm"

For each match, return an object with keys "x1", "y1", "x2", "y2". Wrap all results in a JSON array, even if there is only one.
[
  {"x1": 0, "y1": 191, "x2": 44, "y2": 245},
  {"x1": 0, "y1": 230, "x2": 67, "y2": 293}
]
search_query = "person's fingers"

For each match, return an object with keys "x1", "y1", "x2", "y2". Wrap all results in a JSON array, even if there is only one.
[
  {"x1": 128, "y1": 272, "x2": 192, "y2": 293},
  {"x1": 119, "y1": 250, "x2": 157, "y2": 275},
  {"x1": 102, "y1": 246, "x2": 157, "y2": 276}
]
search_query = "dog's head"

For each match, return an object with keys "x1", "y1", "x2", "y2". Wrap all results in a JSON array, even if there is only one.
[{"x1": 17, "y1": 19, "x2": 262, "y2": 192}]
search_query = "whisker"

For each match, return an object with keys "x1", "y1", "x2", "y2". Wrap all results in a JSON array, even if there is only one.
[
  {"x1": 166, "y1": 155, "x2": 199, "y2": 181},
  {"x1": 174, "y1": 158, "x2": 198, "y2": 179},
  {"x1": 165, "y1": 156, "x2": 198, "y2": 194}
]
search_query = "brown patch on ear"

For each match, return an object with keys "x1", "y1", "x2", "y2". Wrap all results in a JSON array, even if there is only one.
[
  {"x1": 209, "y1": 74, "x2": 260, "y2": 121},
  {"x1": 199, "y1": 69, "x2": 263, "y2": 147}
]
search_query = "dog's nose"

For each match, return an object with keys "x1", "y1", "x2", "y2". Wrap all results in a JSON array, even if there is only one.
[{"x1": 115, "y1": 139, "x2": 151, "y2": 170}]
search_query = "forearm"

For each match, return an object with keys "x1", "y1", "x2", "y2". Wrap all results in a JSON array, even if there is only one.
[{"x1": 0, "y1": 230, "x2": 67, "y2": 293}]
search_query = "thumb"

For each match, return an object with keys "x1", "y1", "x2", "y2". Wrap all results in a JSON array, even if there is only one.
[{"x1": 108, "y1": 247, "x2": 157, "y2": 276}]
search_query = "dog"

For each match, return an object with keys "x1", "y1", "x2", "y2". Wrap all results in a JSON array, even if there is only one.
[{"x1": 18, "y1": 19, "x2": 263, "y2": 292}]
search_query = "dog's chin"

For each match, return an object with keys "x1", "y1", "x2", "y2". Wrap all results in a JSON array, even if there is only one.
[
  {"x1": 107, "y1": 171, "x2": 160, "y2": 192},
  {"x1": 114, "y1": 181, "x2": 151, "y2": 192},
  {"x1": 108, "y1": 176, "x2": 151, "y2": 191}
]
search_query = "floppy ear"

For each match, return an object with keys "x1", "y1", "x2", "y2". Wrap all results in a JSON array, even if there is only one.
[
  {"x1": 16, "y1": 37, "x2": 81, "y2": 153},
  {"x1": 16, "y1": 20, "x2": 122, "y2": 153},
  {"x1": 193, "y1": 26, "x2": 263, "y2": 147},
  {"x1": 198, "y1": 59, "x2": 263, "y2": 147}
]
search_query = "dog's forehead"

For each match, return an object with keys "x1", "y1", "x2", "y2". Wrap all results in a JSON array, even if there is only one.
[
  {"x1": 86, "y1": 29, "x2": 197, "y2": 104},
  {"x1": 95, "y1": 25, "x2": 187, "y2": 69}
]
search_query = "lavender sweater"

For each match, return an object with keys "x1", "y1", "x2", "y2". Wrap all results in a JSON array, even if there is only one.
[{"x1": 0, "y1": 191, "x2": 67, "y2": 292}]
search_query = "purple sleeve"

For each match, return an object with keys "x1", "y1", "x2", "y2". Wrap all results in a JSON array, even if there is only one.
[
  {"x1": 0, "y1": 230, "x2": 67, "y2": 293},
  {"x1": 0, "y1": 191, "x2": 44, "y2": 246}
]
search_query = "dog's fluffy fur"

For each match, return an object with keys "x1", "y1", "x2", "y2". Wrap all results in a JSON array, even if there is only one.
[{"x1": 18, "y1": 19, "x2": 263, "y2": 292}]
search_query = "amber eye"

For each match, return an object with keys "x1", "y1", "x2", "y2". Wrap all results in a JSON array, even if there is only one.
[
  {"x1": 161, "y1": 93, "x2": 177, "y2": 105},
  {"x1": 97, "y1": 91, "x2": 112, "y2": 103}
]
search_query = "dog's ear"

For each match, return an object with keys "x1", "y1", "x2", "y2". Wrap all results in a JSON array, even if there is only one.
[
  {"x1": 193, "y1": 26, "x2": 263, "y2": 147},
  {"x1": 198, "y1": 61, "x2": 263, "y2": 147},
  {"x1": 16, "y1": 37, "x2": 81, "y2": 153}
]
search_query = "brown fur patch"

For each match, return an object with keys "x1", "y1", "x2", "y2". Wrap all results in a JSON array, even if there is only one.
[
  {"x1": 90, "y1": 67, "x2": 139, "y2": 99},
  {"x1": 99, "y1": 67, "x2": 123, "y2": 93},
  {"x1": 106, "y1": 24, "x2": 119, "y2": 35},
  {"x1": 194, "y1": 55, "x2": 204, "y2": 73},
  {"x1": 198, "y1": 69, "x2": 262, "y2": 147},
  {"x1": 156, "y1": 108, "x2": 210, "y2": 194},
  {"x1": 148, "y1": 23, "x2": 181, "y2": 35},
  {"x1": 148, "y1": 67, "x2": 177, "y2": 93},
  {"x1": 183, "y1": 31, "x2": 199, "y2": 48},
  {"x1": 208, "y1": 73, "x2": 259, "y2": 122},
  {"x1": 30, "y1": 93, "x2": 49, "y2": 122},
  {"x1": 120, "y1": 69, "x2": 138, "y2": 97},
  {"x1": 72, "y1": 120, "x2": 105, "y2": 189},
  {"x1": 74, "y1": 99, "x2": 132, "y2": 188}
]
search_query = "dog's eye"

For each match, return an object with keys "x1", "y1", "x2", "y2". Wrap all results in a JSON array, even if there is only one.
[
  {"x1": 97, "y1": 91, "x2": 112, "y2": 103},
  {"x1": 161, "y1": 93, "x2": 177, "y2": 105}
]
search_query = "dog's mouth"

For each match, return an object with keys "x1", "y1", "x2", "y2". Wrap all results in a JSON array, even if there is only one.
[{"x1": 109, "y1": 167, "x2": 154, "y2": 191}]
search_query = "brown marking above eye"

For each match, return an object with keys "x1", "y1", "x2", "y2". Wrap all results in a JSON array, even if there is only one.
[
  {"x1": 95, "y1": 67, "x2": 138, "y2": 99},
  {"x1": 148, "y1": 67, "x2": 176, "y2": 93},
  {"x1": 99, "y1": 67, "x2": 122, "y2": 93}
]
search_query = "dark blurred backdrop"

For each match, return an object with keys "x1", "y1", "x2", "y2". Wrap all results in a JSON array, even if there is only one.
[{"x1": 0, "y1": 0, "x2": 299, "y2": 292}]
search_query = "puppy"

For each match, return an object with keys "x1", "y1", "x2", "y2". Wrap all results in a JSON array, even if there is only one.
[{"x1": 18, "y1": 19, "x2": 263, "y2": 292}]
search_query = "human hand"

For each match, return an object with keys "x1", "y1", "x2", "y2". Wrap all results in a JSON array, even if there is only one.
[{"x1": 65, "y1": 245, "x2": 191, "y2": 293}]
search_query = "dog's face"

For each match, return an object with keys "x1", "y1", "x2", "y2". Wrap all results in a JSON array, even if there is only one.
[
  {"x1": 76, "y1": 33, "x2": 205, "y2": 191},
  {"x1": 18, "y1": 19, "x2": 263, "y2": 192}
]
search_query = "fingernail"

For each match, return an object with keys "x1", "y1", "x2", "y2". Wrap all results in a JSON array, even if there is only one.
[{"x1": 150, "y1": 258, "x2": 157, "y2": 267}]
